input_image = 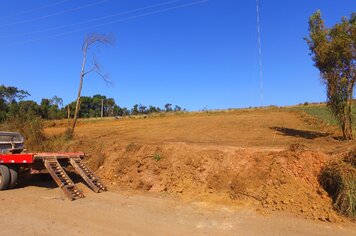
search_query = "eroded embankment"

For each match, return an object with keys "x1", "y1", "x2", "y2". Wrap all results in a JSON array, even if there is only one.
[{"x1": 65, "y1": 139, "x2": 344, "y2": 222}]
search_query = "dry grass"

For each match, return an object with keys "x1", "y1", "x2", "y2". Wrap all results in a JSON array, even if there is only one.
[
  {"x1": 0, "y1": 116, "x2": 75, "y2": 152},
  {"x1": 319, "y1": 153, "x2": 356, "y2": 218},
  {"x1": 0, "y1": 116, "x2": 45, "y2": 151}
]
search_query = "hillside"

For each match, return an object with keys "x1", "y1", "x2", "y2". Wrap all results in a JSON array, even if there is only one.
[{"x1": 41, "y1": 107, "x2": 356, "y2": 223}]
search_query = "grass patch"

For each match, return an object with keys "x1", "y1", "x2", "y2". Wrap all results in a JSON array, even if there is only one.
[
  {"x1": 319, "y1": 153, "x2": 356, "y2": 218},
  {"x1": 289, "y1": 104, "x2": 338, "y2": 126},
  {"x1": 152, "y1": 153, "x2": 162, "y2": 161},
  {"x1": 289, "y1": 103, "x2": 356, "y2": 129}
]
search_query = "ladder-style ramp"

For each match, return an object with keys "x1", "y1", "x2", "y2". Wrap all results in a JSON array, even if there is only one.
[
  {"x1": 44, "y1": 157, "x2": 85, "y2": 200},
  {"x1": 69, "y1": 157, "x2": 107, "y2": 193}
]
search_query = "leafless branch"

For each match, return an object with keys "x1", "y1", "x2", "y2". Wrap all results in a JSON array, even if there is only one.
[
  {"x1": 82, "y1": 33, "x2": 115, "y2": 51},
  {"x1": 95, "y1": 69, "x2": 112, "y2": 85},
  {"x1": 71, "y1": 33, "x2": 115, "y2": 133},
  {"x1": 83, "y1": 67, "x2": 95, "y2": 76},
  {"x1": 82, "y1": 55, "x2": 112, "y2": 85}
]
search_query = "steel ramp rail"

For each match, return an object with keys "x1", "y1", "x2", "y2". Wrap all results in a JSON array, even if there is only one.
[
  {"x1": 43, "y1": 157, "x2": 84, "y2": 200},
  {"x1": 69, "y1": 157, "x2": 107, "y2": 193}
]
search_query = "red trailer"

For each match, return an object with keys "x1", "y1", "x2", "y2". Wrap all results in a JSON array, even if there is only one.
[{"x1": 0, "y1": 132, "x2": 106, "y2": 200}]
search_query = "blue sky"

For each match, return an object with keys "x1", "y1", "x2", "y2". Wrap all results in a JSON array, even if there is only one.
[{"x1": 0, "y1": 0, "x2": 354, "y2": 110}]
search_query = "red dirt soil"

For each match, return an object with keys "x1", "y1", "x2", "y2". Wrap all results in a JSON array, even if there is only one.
[{"x1": 45, "y1": 109, "x2": 356, "y2": 223}]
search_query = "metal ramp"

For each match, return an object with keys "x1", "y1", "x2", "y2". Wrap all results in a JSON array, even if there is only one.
[
  {"x1": 44, "y1": 157, "x2": 85, "y2": 200},
  {"x1": 69, "y1": 157, "x2": 107, "y2": 193}
]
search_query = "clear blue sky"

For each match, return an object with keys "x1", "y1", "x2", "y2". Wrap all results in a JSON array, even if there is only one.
[{"x1": 0, "y1": 0, "x2": 354, "y2": 110}]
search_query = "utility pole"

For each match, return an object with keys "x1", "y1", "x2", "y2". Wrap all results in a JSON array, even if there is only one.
[
  {"x1": 101, "y1": 99, "x2": 104, "y2": 118},
  {"x1": 67, "y1": 105, "x2": 70, "y2": 127},
  {"x1": 256, "y1": 0, "x2": 263, "y2": 107}
]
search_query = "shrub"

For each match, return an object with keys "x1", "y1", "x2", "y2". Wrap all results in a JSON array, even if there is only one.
[
  {"x1": 2, "y1": 115, "x2": 45, "y2": 151},
  {"x1": 152, "y1": 153, "x2": 162, "y2": 161},
  {"x1": 320, "y1": 155, "x2": 356, "y2": 218},
  {"x1": 42, "y1": 128, "x2": 74, "y2": 152},
  {"x1": 344, "y1": 151, "x2": 356, "y2": 168}
]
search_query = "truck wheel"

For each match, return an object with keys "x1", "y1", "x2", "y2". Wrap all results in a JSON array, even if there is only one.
[
  {"x1": 0, "y1": 165, "x2": 10, "y2": 190},
  {"x1": 8, "y1": 166, "x2": 18, "y2": 189}
]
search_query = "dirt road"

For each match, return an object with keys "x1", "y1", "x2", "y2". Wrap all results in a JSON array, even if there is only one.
[{"x1": 1, "y1": 181, "x2": 355, "y2": 236}]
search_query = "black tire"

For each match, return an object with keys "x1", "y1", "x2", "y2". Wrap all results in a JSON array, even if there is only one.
[
  {"x1": 0, "y1": 165, "x2": 11, "y2": 190},
  {"x1": 8, "y1": 166, "x2": 18, "y2": 189}
]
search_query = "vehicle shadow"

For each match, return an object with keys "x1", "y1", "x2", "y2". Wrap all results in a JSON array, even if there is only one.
[
  {"x1": 16, "y1": 169, "x2": 89, "y2": 190},
  {"x1": 270, "y1": 126, "x2": 331, "y2": 140},
  {"x1": 15, "y1": 175, "x2": 54, "y2": 189}
]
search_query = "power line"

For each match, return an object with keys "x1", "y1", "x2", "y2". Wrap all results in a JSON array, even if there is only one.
[
  {"x1": 0, "y1": 0, "x2": 109, "y2": 28},
  {"x1": 1, "y1": 0, "x2": 71, "y2": 19},
  {"x1": 0, "y1": 0, "x2": 208, "y2": 47},
  {"x1": 256, "y1": 0, "x2": 263, "y2": 106},
  {"x1": 1, "y1": 0, "x2": 183, "y2": 38}
]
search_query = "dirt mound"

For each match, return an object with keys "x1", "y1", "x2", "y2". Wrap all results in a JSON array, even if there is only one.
[
  {"x1": 259, "y1": 149, "x2": 336, "y2": 221},
  {"x1": 288, "y1": 142, "x2": 307, "y2": 152},
  {"x1": 85, "y1": 142, "x2": 341, "y2": 222}
]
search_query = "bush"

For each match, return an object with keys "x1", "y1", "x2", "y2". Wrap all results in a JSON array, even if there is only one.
[
  {"x1": 320, "y1": 155, "x2": 356, "y2": 218},
  {"x1": 43, "y1": 130, "x2": 73, "y2": 152},
  {"x1": 2, "y1": 115, "x2": 45, "y2": 151},
  {"x1": 344, "y1": 151, "x2": 356, "y2": 168}
]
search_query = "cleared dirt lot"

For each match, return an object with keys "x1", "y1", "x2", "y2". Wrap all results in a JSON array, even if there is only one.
[
  {"x1": 1, "y1": 180, "x2": 355, "y2": 236},
  {"x1": 47, "y1": 108, "x2": 346, "y2": 151},
  {"x1": 2, "y1": 108, "x2": 355, "y2": 235}
]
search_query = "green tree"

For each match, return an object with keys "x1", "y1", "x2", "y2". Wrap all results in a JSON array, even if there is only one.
[
  {"x1": 122, "y1": 107, "x2": 130, "y2": 116},
  {"x1": 92, "y1": 94, "x2": 106, "y2": 117},
  {"x1": 105, "y1": 98, "x2": 115, "y2": 116},
  {"x1": 0, "y1": 85, "x2": 30, "y2": 122},
  {"x1": 306, "y1": 11, "x2": 356, "y2": 140},
  {"x1": 48, "y1": 105, "x2": 61, "y2": 120},
  {"x1": 164, "y1": 103, "x2": 172, "y2": 112},
  {"x1": 0, "y1": 85, "x2": 30, "y2": 103},
  {"x1": 131, "y1": 104, "x2": 139, "y2": 115},
  {"x1": 138, "y1": 104, "x2": 147, "y2": 114},
  {"x1": 50, "y1": 96, "x2": 63, "y2": 108},
  {"x1": 40, "y1": 98, "x2": 51, "y2": 119},
  {"x1": 148, "y1": 105, "x2": 158, "y2": 113},
  {"x1": 17, "y1": 101, "x2": 40, "y2": 117},
  {"x1": 174, "y1": 105, "x2": 182, "y2": 112},
  {"x1": 79, "y1": 96, "x2": 93, "y2": 117}
]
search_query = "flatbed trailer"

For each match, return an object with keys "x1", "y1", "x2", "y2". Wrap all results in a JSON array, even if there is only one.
[{"x1": 0, "y1": 132, "x2": 106, "y2": 200}]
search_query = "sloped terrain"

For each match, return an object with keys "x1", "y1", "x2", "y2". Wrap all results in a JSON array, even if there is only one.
[{"x1": 44, "y1": 108, "x2": 356, "y2": 223}]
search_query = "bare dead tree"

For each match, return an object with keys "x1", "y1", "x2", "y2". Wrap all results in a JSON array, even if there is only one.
[{"x1": 71, "y1": 33, "x2": 115, "y2": 133}]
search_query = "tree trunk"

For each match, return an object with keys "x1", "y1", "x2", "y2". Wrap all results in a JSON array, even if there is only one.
[
  {"x1": 342, "y1": 95, "x2": 353, "y2": 140},
  {"x1": 72, "y1": 75, "x2": 84, "y2": 133},
  {"x1": 72, "y1": 43, "x2": 88, "y2": 133}
]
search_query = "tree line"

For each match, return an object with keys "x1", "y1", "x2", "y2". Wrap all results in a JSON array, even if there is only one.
[{"x1": 0, "y1": 85, "x2": 184, "y2": 122}]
